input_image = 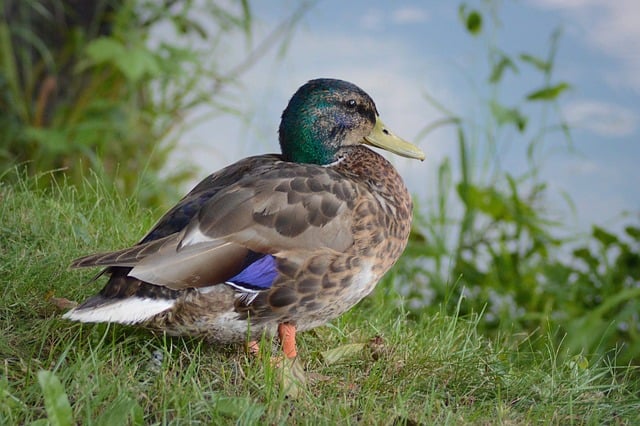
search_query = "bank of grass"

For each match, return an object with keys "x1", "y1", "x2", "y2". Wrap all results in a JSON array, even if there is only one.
[{"x1": 1, "y1": 177, "x2": 638, "y2": 424}]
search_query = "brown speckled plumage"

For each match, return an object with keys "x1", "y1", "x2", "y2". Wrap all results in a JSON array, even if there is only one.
[{"x1": 64, "y1": 78, "x2": 424, "y2": 357}]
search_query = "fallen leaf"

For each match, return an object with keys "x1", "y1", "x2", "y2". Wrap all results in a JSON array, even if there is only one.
[
  {"x1": 321, "y1": 343, "x2": 365, "y2": 365},
  {"x1": 49, "y1": 297, "x2": 78, "y2": 310},
  {"x1": 278, "y1": 358, "x2": 307, "y2": 399}
]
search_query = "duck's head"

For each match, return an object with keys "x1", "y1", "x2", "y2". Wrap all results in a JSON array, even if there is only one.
[{"x1": 279, "y1": 78, "x2": 425, "y2": 165}]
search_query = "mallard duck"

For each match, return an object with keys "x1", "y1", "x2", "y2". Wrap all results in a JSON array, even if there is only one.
[{"x1": 64, "y1": 78, "x2": 424, "y2": 359}]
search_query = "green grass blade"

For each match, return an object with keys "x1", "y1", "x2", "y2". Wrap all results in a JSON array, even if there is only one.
[
  {"x1": 36, "y1": 370, "x2": 73, "y2": 426},
  {"x1": 95, "y1": 395, "x2": 141, "y2": 426}
]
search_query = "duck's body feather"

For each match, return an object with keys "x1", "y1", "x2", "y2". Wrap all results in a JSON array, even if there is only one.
[
  {"x1": 65, "y1": 146, "x2": 413, "y2": 342},
  {"x1": 65, "y1": 78, "x2": 424, "y2": 358}
]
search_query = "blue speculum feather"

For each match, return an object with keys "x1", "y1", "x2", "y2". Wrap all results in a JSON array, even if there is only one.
[{"x1": 227, "y1": 254, "x2": 278, "y2": 291}]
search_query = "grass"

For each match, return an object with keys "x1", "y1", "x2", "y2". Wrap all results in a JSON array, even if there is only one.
[{"x1": 1, "y1": 175, "x2": 638, "y2": 425}]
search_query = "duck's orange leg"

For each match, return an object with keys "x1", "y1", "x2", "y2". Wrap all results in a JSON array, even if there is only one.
[
  {"x1": 278, "y1": 322, "x2": 298, "y2": 359},
  {"x1": 246, "y1": 323, "x2": 298, "y2": 359}
]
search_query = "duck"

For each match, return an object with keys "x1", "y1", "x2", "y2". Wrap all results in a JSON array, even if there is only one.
[{"x1": 64, "y1": 78, "x2": 425, "y2": 360}]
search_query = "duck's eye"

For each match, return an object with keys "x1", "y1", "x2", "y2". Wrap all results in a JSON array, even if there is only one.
[{"x1": 346, "y1": 99, "x2": 357, "y2": 109}]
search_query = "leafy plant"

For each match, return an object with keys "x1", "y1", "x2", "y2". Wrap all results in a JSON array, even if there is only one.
[
  {"x1": 0, "y1": 0, "x2": 307, "y2": 207},
  {"x1": 560, "y1": 226, "x2": 640, "y2": 362},
  {"x1": 396, "y1": 2, "x2": 640, "y2": 367}
]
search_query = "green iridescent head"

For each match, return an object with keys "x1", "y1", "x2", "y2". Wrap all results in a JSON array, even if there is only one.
[{"x1": 279, "y1": 78, "x2": 424, "y2": 165}]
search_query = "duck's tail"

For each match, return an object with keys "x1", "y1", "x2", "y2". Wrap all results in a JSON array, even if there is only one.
[
  {"x1": 63, "y1": 267, "x2": 179, "y2": 325},
  {"x1": 63, "y1": 295, "x2": 176, "y2": 325}
]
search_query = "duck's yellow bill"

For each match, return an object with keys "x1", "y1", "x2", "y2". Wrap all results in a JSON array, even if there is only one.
[{"x1": 363, "y1": 116, "x2": 425, "y2": 161}]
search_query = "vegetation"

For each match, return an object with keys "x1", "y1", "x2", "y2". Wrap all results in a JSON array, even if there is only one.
[
  {"x1": 0, "y1": 0, "x2": 305, "y2": 206},
  {"x1": 394, "y1": 4, "x2": 640, "y2": 367},
  {"x1": 1, "y1": 0, "x2": 638, "y2": 424}
]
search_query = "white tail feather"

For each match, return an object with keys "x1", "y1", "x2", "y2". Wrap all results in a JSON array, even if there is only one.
[{"x1": 63, "y1": 298, "x2": 175, "y2": 324}]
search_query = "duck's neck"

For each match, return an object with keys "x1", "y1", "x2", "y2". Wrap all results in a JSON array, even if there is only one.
[
  {"x1": 336, "y1": 146, "x2": 412, "y2": 210},
  {"x1": 278, "y1": 101, "x2": 346, "y2": 165}
]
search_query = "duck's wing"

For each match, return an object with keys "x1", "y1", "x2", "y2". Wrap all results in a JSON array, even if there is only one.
[
  {"x1": 71, "y1": 161, "x2": 359, "y2": 291},
  {"x1": 138, "y1": 154, "x2": 282, "y2": 243}
]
